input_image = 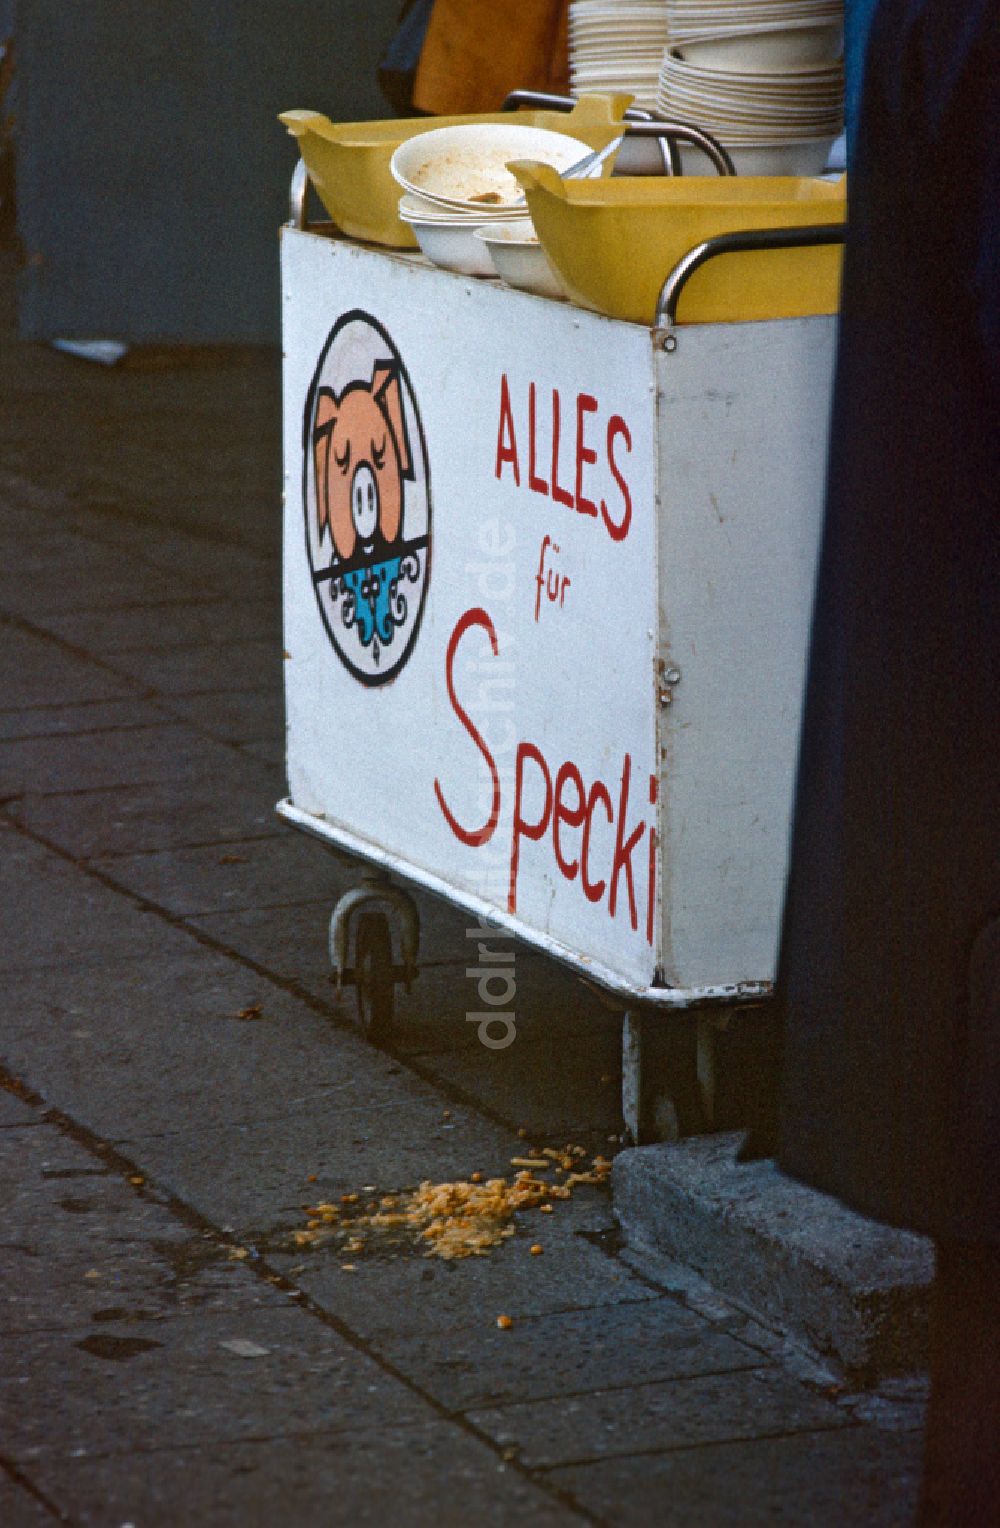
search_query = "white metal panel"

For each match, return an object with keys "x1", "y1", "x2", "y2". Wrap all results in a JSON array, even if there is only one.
[
  {"x1": 281, "y1": 229, "x2": 660, "y2": 985},
  {"x1": 655, "y1": 316, "x2": 836, "y2": 988}
]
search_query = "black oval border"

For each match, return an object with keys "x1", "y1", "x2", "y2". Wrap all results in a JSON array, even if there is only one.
[{"x1": 301, "y1": 309, "x2": 433, "y2": 688}]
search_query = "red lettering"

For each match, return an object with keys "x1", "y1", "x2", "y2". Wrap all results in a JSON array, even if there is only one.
[
  {"x1": 609, "y1": 753, "x2": 644, "y2": 930},
  {"x1": 495, "y1": 373, "x2": 520, "y2": 485},
  {"x1": 528, "y1": 382, "x2": 548, "y2": 495},
  {"x1": 434, "y1": 609, "x2": 501, "y2": 847},
  {"x1": 582, "y1": 780, "x2": 613, "y2": 904},
  {"x1": 602, "y1": 415, "x2": 633, "y2": 541},
  {"x1": 575, "y1": 393, "x2": 599, "y2": 518},
  {"x1": 553, "y1": 761, "x2": 586, "y2": 881},
  {"x1": 550, "y1": 388, "x2": 573, "y2": 508},
  {"x1": 508, "y1": 743, "x2": 553, "y2": 913}
]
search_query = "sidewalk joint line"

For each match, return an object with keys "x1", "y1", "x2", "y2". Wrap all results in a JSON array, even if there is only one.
[
  {"x1": 535, "y1": 1417, "x2": 861, "y2": 1473},
  {"x1": 0, "y1": 1452, "x2": 74, "y2": 1525},
  {"x1": 460, "y1": 1360, "x2": 772, "y2": 1416}
]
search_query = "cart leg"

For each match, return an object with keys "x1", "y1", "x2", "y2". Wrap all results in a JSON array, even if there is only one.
[
  {"x1": 622, "y1": 1009, "x2": 645, "y2": 1145},
  {"x1": 696, "y1": 1016, "x2": 717, "y2": 1130},
  {"x1": 695, "y1": 1009, "x2": 733, "y2": 1130},
  {"x1": 327, "y1": 868, "x2": 421, "y2": 1042},
  {"x1": 624, "y1": 1008, "x2": 729, "y2": 1144}
]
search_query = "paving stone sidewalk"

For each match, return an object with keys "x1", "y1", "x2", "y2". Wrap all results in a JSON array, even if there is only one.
[{"x1": 0, "y1": 252, "x2": 923, "y2": 1525}]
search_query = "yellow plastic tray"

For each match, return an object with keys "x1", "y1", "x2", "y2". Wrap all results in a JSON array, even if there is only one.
[
  {"x1": 280, "y1": 95, "x2": 632, "y2": 250},
  {"x1": 509, "y1": 162, "x2": 847, "y2": 325}
]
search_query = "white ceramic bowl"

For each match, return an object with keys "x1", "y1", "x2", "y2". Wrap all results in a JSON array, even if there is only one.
[
  {"x1": 714, "y1": 138, "x2": 837, "y2": 175},
  {"x1": 398, "y1": 191, "x2": 524, "y2": 224},
  {"x1": 401, "y1": 215, "x2": 498, "y2": 276},
  {"x1": 397, "y1": 198, "x2": 507, "y2": 275},
  {"x1": 474, "y1": 219, "x2": 566, "y2": 299},
  {"x1": 675, "y1": 21, "x2": 843, "y2": 71},
  {"x1": 390, "y1": 123, "x2": 596, "y2": 213},
  {"x1": 613, "y1": 133, "x2": 676, "y2": 176}
]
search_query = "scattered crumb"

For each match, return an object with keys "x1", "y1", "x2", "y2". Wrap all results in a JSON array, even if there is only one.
[
  {"x1": 496, "y1": 1314, "x2": 513, "y2": 1330},
  {"x1": 294, "y1": 1138, "x2": 610, "y2": 1263}
]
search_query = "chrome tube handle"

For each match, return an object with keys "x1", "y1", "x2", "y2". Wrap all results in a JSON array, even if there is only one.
[
  {"x1": 500, "y1": 88, "x2": 655, "y2": 123},
  {"x1": 501, "y1": 89, "x2": 576, "y2": 112},
  {"x1": 655, "y1": 222, "x2": 847, "y2": 342},
  {"x1": 289, "y1": 158, "x2": 309, "y2": 229},
  {"x1": 623, "y1": 120, "x2": 735, "y2": 177}
]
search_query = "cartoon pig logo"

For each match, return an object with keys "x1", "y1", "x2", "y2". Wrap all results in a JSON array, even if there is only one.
[
  {"x1": 303, "y1": 312, "x2": 431, "y2": 686},
  {"x1": 312, "y1": 361, "x2": 411, "y2": 563}
]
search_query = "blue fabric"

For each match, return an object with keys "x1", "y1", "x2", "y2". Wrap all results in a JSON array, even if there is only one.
[
  {"x1": 377, "y1": 0, "x2": 435, "y2": 113},
  {"x1": 844, "y1": 0, "x2": 881, "y2": 164}
]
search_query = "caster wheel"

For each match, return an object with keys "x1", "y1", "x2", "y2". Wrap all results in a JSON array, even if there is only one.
[{"x1": 354, "y1": 910, "x2": 395, "y2": 1043}]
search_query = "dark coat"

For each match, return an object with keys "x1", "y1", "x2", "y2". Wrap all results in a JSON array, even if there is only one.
[{"x1": 777, "y1": 0, "x2": 1000, "y2": 1241}]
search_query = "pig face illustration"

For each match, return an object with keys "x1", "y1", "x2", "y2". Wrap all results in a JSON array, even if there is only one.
[
  {"x1": 304, "y1": 313, "x2": 431, "y2": 687},
  {"x1": 312, "y1": 361, "x2": 413, "y2": 563}
]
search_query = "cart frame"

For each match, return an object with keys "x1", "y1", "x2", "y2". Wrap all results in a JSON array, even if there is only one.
[{"x1": 278, "y1": 107, "x2": 844, "y2": 1140}]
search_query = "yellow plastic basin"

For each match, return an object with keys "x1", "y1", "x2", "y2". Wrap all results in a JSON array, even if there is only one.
[
  {"x1": 509, "y1": 161, "x2": 847, "y2": 326},
  {"x1": 280, "y1": 94, "x2": 632, "y2": 249}
]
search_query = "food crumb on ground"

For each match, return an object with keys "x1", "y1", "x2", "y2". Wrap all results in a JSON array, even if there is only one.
[{"x1": 293, "y1": 1139, "x2": 614, "y2": 1262}]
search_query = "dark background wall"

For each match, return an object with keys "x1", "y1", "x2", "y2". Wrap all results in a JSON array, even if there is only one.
[{"x1": 14, "y1": 0, "x2": 401, "y2": 344}]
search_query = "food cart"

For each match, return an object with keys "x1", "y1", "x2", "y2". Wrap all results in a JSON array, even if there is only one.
[{"x1": 277, "y1": 117, "x2": 842, "y2": 1142}]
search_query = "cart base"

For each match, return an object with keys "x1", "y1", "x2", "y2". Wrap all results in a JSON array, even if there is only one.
[
  {"x1": 277, "y1": 798, "x2": 773, "y2": 1013},
  {"x1": 277, "y1": 798, "x2": 774, "y2": 1145}
]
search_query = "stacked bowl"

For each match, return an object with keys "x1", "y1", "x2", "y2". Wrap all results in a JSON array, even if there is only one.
[
  {"x1": 390, "y1": 123, "x2": 599, "y2": 277},
  {"x1": 568, "y1": 0, "x2": 671, "y2": 114},
  {"x1": 658, "y1": 0, "x2": 844, "y2": 174}
]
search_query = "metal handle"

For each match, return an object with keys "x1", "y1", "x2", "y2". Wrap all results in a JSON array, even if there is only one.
[
  {"x1": 502, "y1": 89, "x2": 575, "y2": 113},
  {"x1": 622, "y1": 120, "x2": 735, "y2": 177},
  {"x1": 289, "y1": 158, "x2": 309, "y2": 229},
  {"x1": 500, "y1": 88, "x2": 655, "y2": 123},
  {"x1": 655, "y1": 221, "x2": 847, "y2": 339},
  {"x1": 498, "y1": 95, "x2": 733, "y2": 177}
]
